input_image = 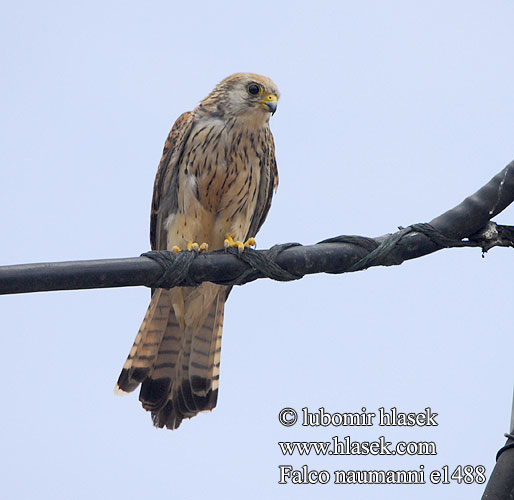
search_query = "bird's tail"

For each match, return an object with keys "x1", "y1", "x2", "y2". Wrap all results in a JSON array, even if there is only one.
[{"x1": 115, "y1": 284, "x2": 226, "y2": 429}]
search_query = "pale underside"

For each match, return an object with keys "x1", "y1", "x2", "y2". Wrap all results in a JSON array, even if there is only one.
[{"x1": 165, "y1": 115, "x2": 263, "y2": 250}]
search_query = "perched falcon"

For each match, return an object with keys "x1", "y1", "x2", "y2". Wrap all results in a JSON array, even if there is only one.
[{"x1": 115, "y1": 73, "x2": 280, "y2": 429}]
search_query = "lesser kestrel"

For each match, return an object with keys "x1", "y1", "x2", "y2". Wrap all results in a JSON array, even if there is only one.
[{"x1": 116, "y1": 73, "x2": 280, "y2": 429}]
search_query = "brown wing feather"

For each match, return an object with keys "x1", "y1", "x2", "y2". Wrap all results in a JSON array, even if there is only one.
[
  {"x1": 245, "y1": 128, "x2": 278, "y2": 240},
  {"x1": 150, "y1": 111, "x2": 195, "y2": 250}
]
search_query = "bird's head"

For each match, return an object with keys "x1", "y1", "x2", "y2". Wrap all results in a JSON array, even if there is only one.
[{"x1": 199, "y1": 73, "x2": 280, "y2": 126}]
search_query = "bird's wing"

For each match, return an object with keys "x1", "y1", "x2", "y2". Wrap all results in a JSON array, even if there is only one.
[
  {"x1": 150, "y1": 111, "x2": 195, "y2": 251},
  {"x1": 245, "y1": 128, "x2": 278, "y2": 240}
]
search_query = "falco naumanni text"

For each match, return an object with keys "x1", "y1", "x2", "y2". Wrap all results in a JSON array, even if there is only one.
[{"x1": 115, "y1": 73, "x2": 280, "y2": 429}]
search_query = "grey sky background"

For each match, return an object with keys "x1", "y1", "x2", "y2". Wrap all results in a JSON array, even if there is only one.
[{"x1": 1, "y1": 1, "x2": 513, "y2": 498}]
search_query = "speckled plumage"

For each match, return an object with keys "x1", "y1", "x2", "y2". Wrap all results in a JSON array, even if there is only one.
[{"x1": 116, "y1": 73, "x2": 279, "y2": 429}]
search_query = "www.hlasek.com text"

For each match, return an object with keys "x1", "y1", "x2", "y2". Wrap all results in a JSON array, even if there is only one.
[{"x1": 278, "y1": 435, "x2": 436, "y2": 456}]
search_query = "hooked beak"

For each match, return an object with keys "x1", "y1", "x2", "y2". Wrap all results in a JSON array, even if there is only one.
[
  {"x1": 262, "y1": 93, "x2": 278, "y2": 115},
  {"x1": 265, "y1": 101, "x2": 278, "y2": 115}
]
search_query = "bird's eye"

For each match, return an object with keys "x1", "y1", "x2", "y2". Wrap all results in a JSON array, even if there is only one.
[{"x1": 248, "y1": 84, "x2": 261, "y2": 95}]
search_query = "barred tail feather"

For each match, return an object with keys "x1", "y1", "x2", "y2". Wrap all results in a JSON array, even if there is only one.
[
  {"x1": 151, "y1": 284, "x2": 227, "y2": 429},
  {"x1": 116, "y1": 283, "x2": 228, "y2": 430},
  {"x1": 115, "y1": 288, "x2": 173, "y2": 394}
]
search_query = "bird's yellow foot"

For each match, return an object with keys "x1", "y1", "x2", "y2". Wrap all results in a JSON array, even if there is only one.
[
  {"x1": 244, "y1": 237, "x2": 256, "y2": 249},
  {"x1": 224, "y1": 236, "x2": 256, "y2": 254},
  {"x1": 172, "y1": 242, "x2": 209, "y2": 253},
  {"x1": 186, "y1": 241, "x2": 209, "y2": 253},
  {"x1": 187, "y1": 241, "x2": 199, "y2": 252}
]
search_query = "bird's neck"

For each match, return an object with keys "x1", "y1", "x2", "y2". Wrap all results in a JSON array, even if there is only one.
[{"x1": 196, "y1": 105, "x2": 270, "y2": 131}]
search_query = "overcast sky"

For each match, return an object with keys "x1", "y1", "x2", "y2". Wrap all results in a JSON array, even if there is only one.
[{"x1": 1, "y1": 1, "x2": 514, "y2": 499}]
